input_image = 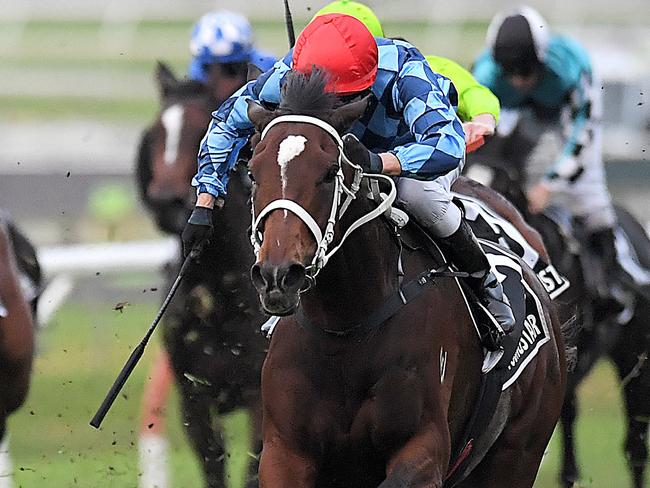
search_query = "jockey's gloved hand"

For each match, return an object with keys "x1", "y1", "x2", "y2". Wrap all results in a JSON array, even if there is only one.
[
  {"x1": 342, "y1": 134, "x2": 383, "y2": 174},
  {"x1": 181, "y1": 206, "x2": 213, "y2": 257}
]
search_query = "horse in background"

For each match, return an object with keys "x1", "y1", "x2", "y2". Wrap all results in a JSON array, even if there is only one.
[
  {"x1": 468, "y1": 123, "x2": 650, "y2": 488},
  {"x1": 136, "y1": 64, "x2": 268, "y2": 488},
  {"x1": 246, "y1": 69, "x2": 570, "y2": 487},
  {"x1": 135, "y1": 62, "x2": 267, "y2": 488},
  {"x1": 0, "y1": 212, "x2": 40, "y2": 484}
]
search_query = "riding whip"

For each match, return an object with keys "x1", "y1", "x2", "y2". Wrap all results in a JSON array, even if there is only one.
[
  {"x1": 90, "y1": 247, "x2": 199, "y2": 428},
  {"x1": 283, "y1": 0, "x2": 296, "y2": 48}
]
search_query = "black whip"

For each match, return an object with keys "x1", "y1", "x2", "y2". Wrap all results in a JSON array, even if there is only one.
[
  {"x1": 283, "y1": 0, "x2": 296, "y2": 48},
  {"x1": 90, "y1": 248, "x2": 199, "y2": 428}
]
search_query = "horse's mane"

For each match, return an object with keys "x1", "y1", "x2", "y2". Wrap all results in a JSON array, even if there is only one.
[{"x1": 279, "y1": 69, "x2": 340, "y2": 115}]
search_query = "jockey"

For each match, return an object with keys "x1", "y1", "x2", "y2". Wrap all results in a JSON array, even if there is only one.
[
  {"x1": 188, "y1": 11, "x2": 276, "y2": 104},
  {"x1": 181, "y1": 14, "x2": 515, "y2": 350},
  {"x1": 314, "y1": 0, "x2": 501, "y2": 149},
  {"x1": 472, "y1": 6, "x2": 620, "y2": 306}
]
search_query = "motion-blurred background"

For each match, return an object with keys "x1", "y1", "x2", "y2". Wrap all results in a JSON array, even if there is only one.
[{"x1": 0, "y1": 1, "x2": 648, "y2": 486}]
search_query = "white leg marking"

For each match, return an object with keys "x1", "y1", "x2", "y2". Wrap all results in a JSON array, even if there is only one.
[
  {"x1": 440, "y1": 347, "x2": 448, "y2": 383},
  {"x1": 0, "y1": 432, "x2": 12, "y2": 488},
  {"x1": 161, "y1": 104, "x2": 184, "y2": 166},
  {"x1": 277, "y1": 135, "x2": 307, "y2": 195},
  {"x1": 138, "y1": 433, "x2": 170, "y2": 488}
]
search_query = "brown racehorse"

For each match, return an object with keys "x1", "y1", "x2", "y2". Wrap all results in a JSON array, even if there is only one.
[
  {"x1": 245, "y1": 69, "x2": 568, "y2": 487},
  {"x1": 0, "y1": 216, "x2": 35, "y2": 437},
  {"x1": 136, "y1": 63, "x2": 268, "y2": 487}
]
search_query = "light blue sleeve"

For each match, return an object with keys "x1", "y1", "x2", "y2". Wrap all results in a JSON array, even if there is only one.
[
  {"x1": 192, "y1": 58, "x2": 290, "y2": 197},
  {"x1": 391, "y1": 60, "x2": 465, "y2": 180}
]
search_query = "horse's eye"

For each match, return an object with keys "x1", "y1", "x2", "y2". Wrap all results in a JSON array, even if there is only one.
[
  {"x1": 321, "y1": 165, "x2": 340, "y2": 184},
  {"x1": 247, "y1": 170, "x2": 256, "y2": 183}
]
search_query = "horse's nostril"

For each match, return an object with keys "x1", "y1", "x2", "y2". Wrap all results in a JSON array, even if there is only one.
[
  {"x1": 282, "y1": 263, "x2": 306, "y2": 291},
  {"x1": 251, "y1": 263, "x2": 266, "y2": 290}
]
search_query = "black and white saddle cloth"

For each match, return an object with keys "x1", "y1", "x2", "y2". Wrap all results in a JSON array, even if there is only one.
[
  {"x1": 452, "y1": 192, "x2": 570, "y2": 300},
  {"x1": 466, "y1": 239, "x2": 550, "y2": 390}
]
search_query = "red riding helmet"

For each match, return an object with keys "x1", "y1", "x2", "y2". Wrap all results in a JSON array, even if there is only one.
[{"x1": 292, "y1": 13, "x2": 378, "y2": 95}]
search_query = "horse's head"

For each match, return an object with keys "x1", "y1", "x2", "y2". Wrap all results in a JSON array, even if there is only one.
[
  {"x1": 137, "y1": 62, "x2": 214, "y2": 234},
  {"x1": 246, "y1": 70, "x2": 371, "y2": 315}
]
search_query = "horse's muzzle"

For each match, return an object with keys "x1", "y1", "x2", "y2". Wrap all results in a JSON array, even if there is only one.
[{"x1": 251, "y1": 261, "x2": 306, "y2": 315}]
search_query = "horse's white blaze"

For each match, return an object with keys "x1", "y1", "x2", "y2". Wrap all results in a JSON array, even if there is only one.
[
  {"x1": 161, "y1": 104, "x2": 184, "y2": 166},
  {"x1": 277, "y1": 135, "x2": 307, "y2": 194}
]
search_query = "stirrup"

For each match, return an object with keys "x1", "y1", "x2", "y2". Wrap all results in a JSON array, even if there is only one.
[
  {"x1": 481, "y1": 326, "x2": 505, "y2": 352},
  {"x1": 482, "y1": 348, "x2": 504, "y2": 373},
  {"x1": 476, "y1": 302, "x2": 508, "y2": 351}
]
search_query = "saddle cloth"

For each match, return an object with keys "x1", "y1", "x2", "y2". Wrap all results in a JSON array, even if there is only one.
[{"x1": 468, "y1": 240, "x2": 550, "y2": 390}]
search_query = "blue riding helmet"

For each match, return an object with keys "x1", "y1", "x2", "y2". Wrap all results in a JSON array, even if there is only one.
[{"x1": 188, "y1": 11, "x2": 276, "y2": 83}]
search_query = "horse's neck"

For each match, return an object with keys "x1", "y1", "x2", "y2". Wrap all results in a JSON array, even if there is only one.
[{"x1": 300, "y1": 210, "x2": 397, "y2": 329}]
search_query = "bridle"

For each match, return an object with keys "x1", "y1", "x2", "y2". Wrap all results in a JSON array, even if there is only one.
[{"x1": 250, "y1": 114, "x2": 396, "y2": 281}]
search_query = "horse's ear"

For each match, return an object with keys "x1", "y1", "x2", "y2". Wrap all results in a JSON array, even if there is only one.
[
  {"x1": 330, "y1": 95, "x2": 371, "y2": 133},
  {"x1": 247, "y1": 63, "x2": 263, "y2": 82},
  {"x1": 155, "y1": 61, "x2": 177, "y2": 98},
  {"x1": 247, "y1": 100, "x2": 275, "y2": 133}
]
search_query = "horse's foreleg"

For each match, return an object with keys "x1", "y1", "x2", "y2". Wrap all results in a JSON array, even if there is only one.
[
  {"x1": 259, "y1": 425, "x2": 316, "y2": 488},
  {"x1": 379, "y1": 428, "x2": 448, "y2": 488},
  {"x1": 244, "y1": 401, "x2": 263, "y2": 488},
  {"x1": 178, "y1": 389, "x2": 225, "y2": 488},
  {"x1": 624, "y1": 416, "x2": 649, "y2": 488},
  {"x1": 611, "y1": 344, "x2": 650, "y2": 488},
  {"x1": 609, "y1": 312, "x2": 650, "y2": 488},
  {"x1": 559, "y1": 381, "x2": 580, "y2": 487}
]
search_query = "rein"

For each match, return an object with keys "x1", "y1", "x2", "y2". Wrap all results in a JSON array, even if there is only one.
[{"x1": 251, "y1": 114, "x2": 396, "y2": 280}]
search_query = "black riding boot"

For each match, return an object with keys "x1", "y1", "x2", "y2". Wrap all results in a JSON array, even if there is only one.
[{"x1": 438, "y1": 220, "x2": 516, "y2": 350}]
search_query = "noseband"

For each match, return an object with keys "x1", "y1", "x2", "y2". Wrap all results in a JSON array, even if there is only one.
[{"x1": 250, "y1": 114, "x2": 396, "y2": 280}]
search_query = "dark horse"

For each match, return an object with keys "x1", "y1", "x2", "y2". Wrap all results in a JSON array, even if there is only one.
[
  {"x1": 246, "y1": 70, "x2": 568, "y2": 487},
  {"x1": 469, "y1": 125, "x2": 650, "y2": 488},
  {"x1": 0, "y1": 213, "x2": 39, "y2": 444},
  {"x1": 136, "y1": 63, "x2": 267, "y2": 487}
]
